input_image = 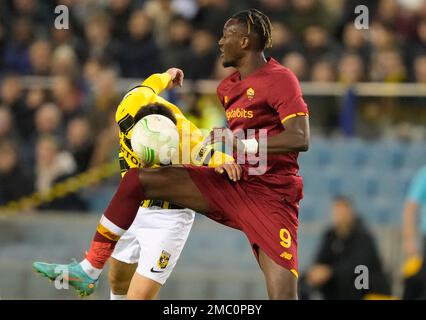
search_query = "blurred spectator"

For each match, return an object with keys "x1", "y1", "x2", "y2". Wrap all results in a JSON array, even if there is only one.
[
  {"x1": 83, "y1": 12, "x2": 119, "y2": 63},
  {"x1": 20, "y1": 86, "x2": 46, "y2": 138},
  {"x1": 0, "y1": 107, "x2": 16, "y2": 140},
  {"x1": 302, "y1": 24, "x2": 341, "y2": 66},
  {"x1": 51, "y1": 76, "x2": 84, "y2": 126},
  {"x1": 162, "y1": 15, "x2": 192, "y2": 69},
  {"x1": 414, "y1": 55, "x2": 426, "y2": 83},
  {"x1": 341, "y1": 23, "x2": 371, "y2": 64},
  {"x1": 0, "y1": 139, "x2": 33, "y2": 205},
  {"x1": 371, "y1": 49, "x2": 407, "y2": 83},
  {"x1": 107, "y1": 0, "x2": 134, "y2": 41},
  {"x1": 407, "y1": 19, "x2": 426, "y2": 78},
  {"x1": 34, "y1": 103, "x2": 63, "y2": 137},
  {"x1": 83, "y1": 57, "x2": 104, "y2": 88},
  {"x1": 338, "y1": 53, "x2": 365, "y2": 84},
  {"x1": 282, "y1": 52, "x2": 308, "y2": 81},
  {"x1": 266, "y1": 22, "x2": 298, "y2": 61},
  {"x1": 118, "y1": 9, "x2": 162, "y2": 77},
  {"x1": 35, "y1": 134, "x2": 88, "y2": 211},
  {"x1": 257, "y1": 0, "x2": 290, "y2": 24},
  {"x1": 34, "y1": 135, "x2": 74, "y2": 193},
  {"x1": 87, "y1": 67, "x2": 121, "y2": 134},
  {"x1": 185, "y1": 29, "x2": 217, "y2": 79},
  {"x1": 50, "y1": 27, "x2": 86, "y2": 64},
  {"x1": 369, "y1": 22, "x2": 398, "y2": 51},
  {"x1": 192, "y1": 0, "x2": 235, "y2": 38},
  {"x1": 29, "y1": 39, "x2": 52, "y2": 76},
  {"x1": 144, "y1": 0, "x2": 175, "y2": 47},
  {"x1": 374, "y1": 0, "x2": 417, "y2": 41},
  {"x1": 66, "y1": 117, "x2": 95, "y2": 173},
  {"x1": 402, "y1": 165, "x2": 426, "y2": 299},
  {"x1": 3, "y1": 17, "x2": 33, "y2": 74},
  {"x1": 0, "y1": 21, "x2": 5, "y2": 71},
  {"x1": 51, "y1": 44, "x2": 79, "y2": 78},
  {"x1": 300, "y1": 196, "x2": 391, "y2": 299},
  {"x1": 288, "y1": 0, "x2": 335, "y2": 38},
  {"x1": 0, "y1": 73, "x2": 34, "y2": 139},
  {"x1": 311, "y1": 59, "x2": 336, "y2": 82},
  {"x1": 90, "y1": 108, "x2": 119, "y2": 168}
]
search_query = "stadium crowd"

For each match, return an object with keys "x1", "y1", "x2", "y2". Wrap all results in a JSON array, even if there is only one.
[{"x1": 1, "y1": 0, "x2": 426, "y2": 208}]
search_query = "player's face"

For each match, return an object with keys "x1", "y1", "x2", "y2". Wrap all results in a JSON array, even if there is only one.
[{"x1": 218, "y1": 19, "x2": 246, "y2": 68}]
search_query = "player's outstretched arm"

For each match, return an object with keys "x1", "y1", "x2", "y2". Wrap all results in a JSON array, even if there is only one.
[{"x1": 204, "y1": 116, "x2": 309, "y2": 156}]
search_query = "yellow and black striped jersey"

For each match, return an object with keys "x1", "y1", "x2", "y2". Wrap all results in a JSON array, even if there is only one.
[{"x1": 116, "y1": 72, "x2": 233, "y2": 177}]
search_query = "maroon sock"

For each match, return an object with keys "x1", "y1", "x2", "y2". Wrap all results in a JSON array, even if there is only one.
[{"x1": 86, "y1": 168, "x2": 146, "y2": 269}]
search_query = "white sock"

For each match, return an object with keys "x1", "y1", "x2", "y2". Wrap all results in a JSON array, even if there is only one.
[
  {"x1": 79, "y1": 258, "x2": 103, "y2": 279},
  {"x1": 111, "y1": 291, "x2": 127, "y2": 300}
]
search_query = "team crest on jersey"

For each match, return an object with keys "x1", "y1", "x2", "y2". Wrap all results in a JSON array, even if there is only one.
[
  {"x1": 224, "y1": 95, "x2": 229, "y2": 105},
  {"x1": 157, "y1": 250, "x2": 171, "y2": 269},
  {"x1": 246, "y1": 88, "x2": 255, "y2": 100}
]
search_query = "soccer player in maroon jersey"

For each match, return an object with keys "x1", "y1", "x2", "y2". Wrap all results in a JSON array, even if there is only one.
[{"x1": 33, "y1": 9, "x2": 310, "y2": 299}]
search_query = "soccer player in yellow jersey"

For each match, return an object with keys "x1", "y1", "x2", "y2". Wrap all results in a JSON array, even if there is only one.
[{"x1": 33, "y1": 68, "x2": 233, "y2": 299}]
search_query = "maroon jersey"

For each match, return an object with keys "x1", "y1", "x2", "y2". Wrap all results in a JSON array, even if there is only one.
[
  {"x1": 184, "y1": 58, "x2": 309, "y2": 275},
  {"x1": 217, "y1": 58, "x2": 308, "y2": 197}
]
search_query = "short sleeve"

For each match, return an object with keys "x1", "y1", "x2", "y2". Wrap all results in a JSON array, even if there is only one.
[
  {"x1": 407, "y1": 167, "x2": 426, "y2": 203},
  {"x1": 267, "y1": 70, "x2": 308, "y2": 124},
  {"x1": 216, "y1": 83, "x2": 225, "y2": 108}
]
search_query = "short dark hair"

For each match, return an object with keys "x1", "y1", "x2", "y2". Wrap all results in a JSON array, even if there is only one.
[
  {"x1": 134, "y1": 103, "x2": 177, "y2": 125},
  {"x1": 231, "y1": 9, "x2": 273, "y2": 50}
]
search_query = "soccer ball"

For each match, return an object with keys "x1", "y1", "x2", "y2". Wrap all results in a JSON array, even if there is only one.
[{"x1": 131, "y1": 114, "x2": 179, "y2": 166}]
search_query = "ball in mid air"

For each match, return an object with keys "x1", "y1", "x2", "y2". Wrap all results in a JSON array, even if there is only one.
[{"x1": 131, "y1": 114, "x2": 179, "y2": 166}]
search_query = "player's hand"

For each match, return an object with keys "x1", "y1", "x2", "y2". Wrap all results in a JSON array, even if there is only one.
[
  {"x1": 166, "y1": 68, "x2": 184, "y2": 89},
  {"x1": 215, "y1": 162, "x2": 242, "y2": 182}
]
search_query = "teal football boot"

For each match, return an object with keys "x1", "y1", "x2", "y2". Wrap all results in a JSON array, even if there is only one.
[{"x1": 32, "y1": 260, "x2": 98, "y2": 297}]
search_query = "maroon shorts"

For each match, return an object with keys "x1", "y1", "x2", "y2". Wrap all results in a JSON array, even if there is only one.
[{"x1": 184, "y1": 165, "x2": 302, "y2": 277}]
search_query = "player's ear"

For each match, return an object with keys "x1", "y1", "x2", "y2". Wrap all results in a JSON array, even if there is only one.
[{"x1": 240, "y1": 36, "x2": 249, "y2": 49}]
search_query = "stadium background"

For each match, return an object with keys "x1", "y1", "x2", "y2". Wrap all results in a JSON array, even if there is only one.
[{"x1": 1, "y1": 0, "x2": 426, "y2": 299}]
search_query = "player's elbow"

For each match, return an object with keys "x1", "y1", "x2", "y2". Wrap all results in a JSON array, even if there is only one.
[
  {"x1": 296, "y1": 134, "x2": 309, "y2": 152},
  {"x1": 299, "y1": 140, "x2": 309, "y2": 152}
]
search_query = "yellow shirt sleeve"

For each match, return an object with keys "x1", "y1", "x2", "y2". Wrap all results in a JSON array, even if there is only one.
[
  {"x1": 176, "y1": 113, "x2": 234, "y2": 167},
  {"x1": 141, "y1": 72, "x2": 171, "y2": 94}
]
